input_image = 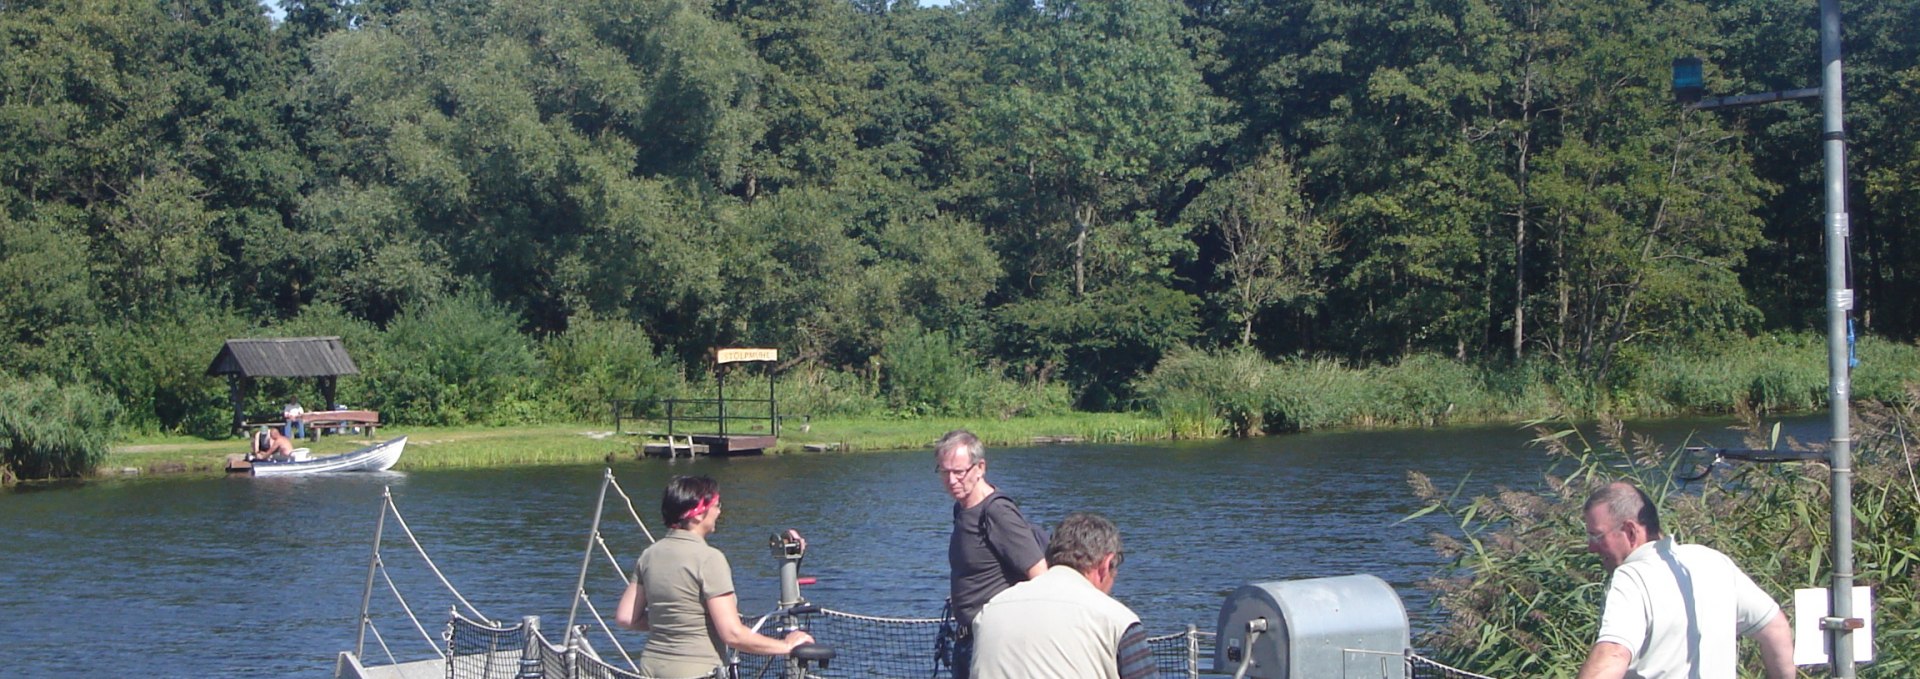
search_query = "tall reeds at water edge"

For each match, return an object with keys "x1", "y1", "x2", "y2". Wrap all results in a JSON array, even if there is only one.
[
  {"x1": 0, "y1": 376, "x2": 120, "y2": 482},
  {"x1": 1406, "y1": 391, "x2": 1920, "y2": 678},
  {"x1": 1135, "y1": 335, "x2": 1920, "y2": 435}
]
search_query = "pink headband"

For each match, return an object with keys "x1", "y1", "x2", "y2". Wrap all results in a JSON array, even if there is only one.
[{"x1": 680, "y1": 492, "x2": 720, "y2": 522}]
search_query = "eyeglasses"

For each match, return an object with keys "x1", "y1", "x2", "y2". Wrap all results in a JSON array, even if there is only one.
[
  {"x1": 935, "y1": 462, "x2": 980, "y2": 478},
  {"x1": 1586, "y1": 521, "x2": 1628, "y2": 542}
]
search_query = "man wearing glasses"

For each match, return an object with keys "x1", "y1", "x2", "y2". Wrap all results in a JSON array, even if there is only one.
[
  {"x1": 937, "y1": 429, "x2": 1047, "y2": 678},
  {"x1": 971, "y1": 512, "x2": 1155, "y2": 679},
  {"x1": 1577, "y1": 481, "x2": 1794, "y2": 679}
]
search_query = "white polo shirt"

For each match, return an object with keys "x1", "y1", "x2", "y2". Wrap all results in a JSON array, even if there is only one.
[{"x1": 1595, "y1": 536, "x2": 1781, "y2": 679}]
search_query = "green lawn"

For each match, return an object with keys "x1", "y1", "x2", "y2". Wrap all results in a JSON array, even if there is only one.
[{"x1": 102, "y1": 413, "x2": 1182, "y2": 477}]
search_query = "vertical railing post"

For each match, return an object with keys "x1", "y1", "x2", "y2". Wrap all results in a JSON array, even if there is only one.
[
  {"x1": 718, "y1": 365, "x2": 729, "y2": 437},
  {"x1": 516, "y1": 616, "x2": 544, "y2": 679},
  {"x1": 1186, "y1": 625, "x2": 1200, "y2": 679},
  {"x1": 355, "y1": 488, "x2": 392, "y2": 659},
  {"x1": 565, "y1": 469, "x2": 614, "y2": 645}
]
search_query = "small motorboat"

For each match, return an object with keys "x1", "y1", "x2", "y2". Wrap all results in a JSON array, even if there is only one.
[{"x1": 226, "y1": 436, "x2": 407, "y2": 476}]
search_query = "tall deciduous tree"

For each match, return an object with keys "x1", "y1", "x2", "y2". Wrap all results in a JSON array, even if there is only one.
[
  {"x1": 969, "y1": 0, "x2": 1226, "y2": 298},
  {"x1": 291, "y1": 0, "x2": 763, "y2": 338},
  {"x1": 0, "y1": 0, "x2": 300, "y2": 318},
  {"x1": 1182, "y1": 150, "x2": 1337, "y2": 346},
  {"x1": 713, "y1": 0, "x2": 870, "y2": 198}
]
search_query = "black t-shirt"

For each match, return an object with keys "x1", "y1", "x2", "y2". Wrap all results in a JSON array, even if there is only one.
[{"x1": 949, "y1": 492, "x2": 1045, "y2": 627}]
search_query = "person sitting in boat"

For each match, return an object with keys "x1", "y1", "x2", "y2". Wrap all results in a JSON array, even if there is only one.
[
  {"x1": 616, "y1": 475, "x2": 815, "y2": 678},
  {"x1": 251, "y1": 427, "x2": 294, "y2": 462}
]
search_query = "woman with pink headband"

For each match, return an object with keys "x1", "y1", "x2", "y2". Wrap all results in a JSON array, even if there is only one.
[{"x1": 616, "y1": 475, "x2": 815, "y2": 678}]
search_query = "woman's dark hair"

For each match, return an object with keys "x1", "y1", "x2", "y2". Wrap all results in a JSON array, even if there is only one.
[{"x1": 662, "y1": 475, "x2": 720, "y2": 529}]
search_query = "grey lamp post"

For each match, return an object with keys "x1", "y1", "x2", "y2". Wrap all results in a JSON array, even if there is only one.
[
  {"x1": 1814, "y1": 1, "x2": 1860, "y2": 674},
  {"x1": 1674, "y1": 0, "x2": 1859, "y2": 674}
]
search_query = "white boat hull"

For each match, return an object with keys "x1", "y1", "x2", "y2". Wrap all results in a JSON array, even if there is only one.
[{"x1": 250, "y1": 437, "x2": 406, "y2": 476}]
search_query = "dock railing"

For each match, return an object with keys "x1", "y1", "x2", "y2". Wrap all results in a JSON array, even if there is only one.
[{"x1": 611, "y1": 396, "x2": 778, "y2": 438}]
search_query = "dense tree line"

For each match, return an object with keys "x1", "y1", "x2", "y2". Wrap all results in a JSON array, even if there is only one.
[{"x1": 2, "y1": 0, "x2": 1916, "y2": 433}]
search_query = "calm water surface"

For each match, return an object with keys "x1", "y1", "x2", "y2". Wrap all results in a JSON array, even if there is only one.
[{"x1": 0, "y1": 416, "x2": 1825, "y2": 677}]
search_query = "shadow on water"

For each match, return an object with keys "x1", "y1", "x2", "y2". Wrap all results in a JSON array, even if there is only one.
[{"x1": 0, "y1": 414, "x2": 1827, "y2": 676}]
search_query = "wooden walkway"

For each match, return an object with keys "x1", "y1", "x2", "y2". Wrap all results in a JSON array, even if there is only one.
[{"x1": 640, "y1": 433, "x2": 776, "y2": 457}]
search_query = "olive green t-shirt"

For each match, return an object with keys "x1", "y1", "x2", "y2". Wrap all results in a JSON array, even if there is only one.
[{"x1": 635, "y1": 530, "x2": 736, "y2": 678}]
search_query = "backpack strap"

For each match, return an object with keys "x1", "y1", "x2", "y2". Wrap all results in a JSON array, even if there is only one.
[{"x1": 978, "y1": 493, "x2": 1047, "y2": 572}]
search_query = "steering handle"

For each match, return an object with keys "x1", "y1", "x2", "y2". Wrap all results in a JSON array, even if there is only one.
[{"x1": 791, "y1": 642, "x2": 835, "y2": 669}]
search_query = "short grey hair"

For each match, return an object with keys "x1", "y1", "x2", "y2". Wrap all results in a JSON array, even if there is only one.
[
  {"x1": 1047, "y1": 512, "x2": 1122, "y2": 572},
  {"x1": 934, "y1": 429, "x2": 985, "y2": 466},
  {"x1": 1585, "y1": 481, "x2": 1663, "y2": 538}
]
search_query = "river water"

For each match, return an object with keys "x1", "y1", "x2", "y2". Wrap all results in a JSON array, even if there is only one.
[{"x1": 0, "y1": 415, "x2": 1826, "y2": 677}]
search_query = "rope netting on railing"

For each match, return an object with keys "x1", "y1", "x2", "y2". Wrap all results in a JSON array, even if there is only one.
[
  {"x1": 444, "y1": 605, "x2": 1222, "y2": 679},
  {"x1": 740, "y1": 608, "x2": 950, "y2": 678},
  {"x1": 726, "y1": 609, "x2": 1216, "y2": 679},
  {"x1": 1145, "y1": 628, "x2": 1215, "y2": 679},
  {"x1": 1408, "y1": 652, "x2": 1504, "y2": 679},
  {"x1": 446, "y1": 611, "x2": 532, "y2": 679},
  {"x1": 370, "y1": 474, "x2": 1503, "y2": 679}
]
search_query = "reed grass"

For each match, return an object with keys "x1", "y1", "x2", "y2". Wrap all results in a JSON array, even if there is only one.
[
  {"x1": 1409, "y1": 392, "x2": 1920, "y2": 677},
  {"x1": 2, "y1": 377, "x2": 121, "y2": 482},
  {"x1": 1137, "y1": 334, "x2": 1920, "y2": 432}
]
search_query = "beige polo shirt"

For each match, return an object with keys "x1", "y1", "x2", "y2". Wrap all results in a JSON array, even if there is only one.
[{"x1": 635, "y1": 530, "x2": 736, "y2": 679}]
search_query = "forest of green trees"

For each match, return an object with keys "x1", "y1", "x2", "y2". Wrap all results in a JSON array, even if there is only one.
[{"x1": 3, "y1": 0, "x2": 1918, "y2": 445}]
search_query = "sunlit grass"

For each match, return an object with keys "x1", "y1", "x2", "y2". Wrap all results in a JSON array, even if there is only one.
[
  {"x1": 777, "y1": 413, "x2": 1177, "y2": 452},
  {"x1": 100, "y1": 414, "x2": 1181, "y2": 477},
  {"x1": 103, "y1": 423, "x2": 629, "y2": 476}
]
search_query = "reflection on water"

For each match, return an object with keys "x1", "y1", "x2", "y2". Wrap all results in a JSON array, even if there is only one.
[{"x1": 0, "y1": 415, "x2": 1825, "y2": 676}]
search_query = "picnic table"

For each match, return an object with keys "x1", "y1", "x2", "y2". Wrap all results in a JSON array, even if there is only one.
[{"x1": 291, "y1": 409, "x2": 381, "y2": 439}]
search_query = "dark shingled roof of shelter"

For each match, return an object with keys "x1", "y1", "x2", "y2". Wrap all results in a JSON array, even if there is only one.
[{"x1": 206, "y1": 337, "x2": 360, "y2": 378}]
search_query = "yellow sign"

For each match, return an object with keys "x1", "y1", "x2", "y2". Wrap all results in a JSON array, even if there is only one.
[{"x1": 715, "y1": 348, "x2": 778, "y2": 365}]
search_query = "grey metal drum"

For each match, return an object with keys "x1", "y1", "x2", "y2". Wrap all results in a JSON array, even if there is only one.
[{"x1": 1215, "y1": 574, "x2": 1409, "y2": 679}]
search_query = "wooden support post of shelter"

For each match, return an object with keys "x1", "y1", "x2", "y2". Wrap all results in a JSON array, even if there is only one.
[{"x1": 206, "y1": 337, "x2": 361, "y2": 437}]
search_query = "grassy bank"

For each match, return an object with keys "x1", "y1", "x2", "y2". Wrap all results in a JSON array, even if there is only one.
[
  {"x1": 105, "y1": 424, "x2": 632, "y2": 476},
  {"x1": 99, "y1": 413, "x2": 1178, "y2": 477},
  {"x1": 776, "y1": 413, "x2": 1175, "y2": 452},
  {"x1": 86, "y1": 332, "x2": 1920, "y2": 479}
]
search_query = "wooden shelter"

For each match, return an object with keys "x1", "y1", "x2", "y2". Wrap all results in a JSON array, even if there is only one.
[{"x1": 206, "y1": 337, "x2": 360, "y2": 436}]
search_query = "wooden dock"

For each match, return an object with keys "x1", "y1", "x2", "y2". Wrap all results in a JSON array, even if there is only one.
[
  {"x1": 641, "y1": 435, "x2": 708, "y2": 458},
  {"x1": 640, "y1": 433, "x2": 776, "y2": 457}
]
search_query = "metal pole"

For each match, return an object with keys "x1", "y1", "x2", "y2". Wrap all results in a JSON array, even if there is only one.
[
  {"x1": 565, "y1": 469, "x2": 614, "y2": 644},
  {"x1": 1817, "y1": 0, "x2": 1855, "y2": 675},
  {"x1": 516, "y1": 616, "x2": 544, "y2": 679},
  {"x1": 355, "y1": 488, "x2": 392, "y2": 659},
  {"x1": 778, "y1": 551, "x2": 802, "y2": 610},
  {"x1": 775, "y1": 539, "x2": 804, "y2": 679}
]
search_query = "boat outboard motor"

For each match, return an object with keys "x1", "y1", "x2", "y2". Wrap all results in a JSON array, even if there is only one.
[{"x1": 1214, "y1": 574, "x2": 1409, "y2": 679}]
